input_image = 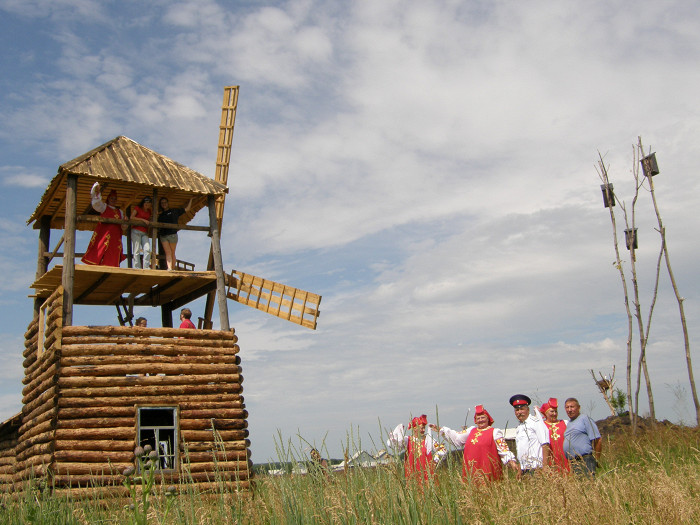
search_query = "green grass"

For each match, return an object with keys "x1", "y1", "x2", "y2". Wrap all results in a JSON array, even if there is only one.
[{"x1": 1, "y1": 425, "x2": 699, "y2": 524}]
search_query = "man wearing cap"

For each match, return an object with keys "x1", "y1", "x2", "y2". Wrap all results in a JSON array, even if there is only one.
[
  {"x1": 510, "y1": 394, "x2": 551, "y2": 474},
  {"x1": 82, "y1": 182, "x2": 127, "y2": 267},
  {"x1": 438, "y1": 405, "x2": 519, "y2": 483},
  {"x1": 387, "y1": 414, "x2": 446, "y2": 484},
  {"x1": 539, "y1": 397, "x2": 569, "y2": 472},
  {"x1": 563, "y1": 397, "x2": 602, "y2": 477}
]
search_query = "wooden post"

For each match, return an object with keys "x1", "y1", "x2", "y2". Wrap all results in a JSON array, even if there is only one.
[
  {"x1": 161, "y1": 304, "x2": 173, "y2": 328},
  {"x1": 34, "y1": 215, "x2": 51, "y2": 319},
  {"x1": 150, "y1": 189, "x2": 158, "y2": 269},
  {"x1": 208, "y1": 195, "x2": 230, "y2": 331},
  {"x1": 62, "y1": 174, "x2": 77, "y2": 326},
  {"x1": 126, "y1": 205, "x2": 133, "y2": 268}
]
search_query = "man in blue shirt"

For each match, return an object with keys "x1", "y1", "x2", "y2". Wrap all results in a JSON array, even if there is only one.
[{"x1": 563, "y1": 397, "x2": 602, "y2": 476}]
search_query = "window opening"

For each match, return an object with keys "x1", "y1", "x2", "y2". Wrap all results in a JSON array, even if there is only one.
[
  {"x1": 37, "y1": 298, "x2": 51, "y2": 359},
  {"x1": 137, "y1": 407, "x2": 178, "y2": 471}
]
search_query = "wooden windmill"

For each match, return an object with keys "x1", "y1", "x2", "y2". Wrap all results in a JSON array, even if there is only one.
[{"x1": 0, "y1": 86, "x2": 320, "y2": 495}]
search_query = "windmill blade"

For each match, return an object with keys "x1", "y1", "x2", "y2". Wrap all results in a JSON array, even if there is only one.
[
  {"x1": 226, "y1": 270, "x2": 321, "y2": 330},
  {"x1": 204, "y1": 86, "x2": 239, "y2": 325},
  {"x1": 213, "y1": 86, "x2": 239, "y2": 223}
]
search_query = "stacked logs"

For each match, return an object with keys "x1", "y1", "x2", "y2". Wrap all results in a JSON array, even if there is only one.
[
  {"x1": 53, "y1": 324, "x2": 251, "y2": 491},
  {"x1": 0, "y1": 414, "x2": 21, "y2": 492},
  {"x1": 15, "y1": 287, "x2": 64, "y2": 484}
]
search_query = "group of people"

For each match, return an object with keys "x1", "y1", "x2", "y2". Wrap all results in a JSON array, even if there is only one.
[
  {"x1": 131, "y1": 308, "x2": 196, "y2": 329},
  {"x1": 81, "y1": 182, "x2": 193, "y2": 270},
  {"x1": 387, "y1": 394, "x2": 601, "y2": 485}
]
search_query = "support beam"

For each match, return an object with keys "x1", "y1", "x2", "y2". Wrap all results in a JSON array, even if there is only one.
[
  {"x1": 150, "y1": 189, "x2": 158, "y2": 269},
  {"x1": 62, "y1": 174, "x2": 77, "y2": 326},
  {"x1": 159, "y1": 281, "x2": 218, "y2": 312},
  {"x1": 209, "y1": 195, "x2": 229, "y2": 331},
  {"x1": 161, "y1": 304, "x2": 173, "y2": 328}
]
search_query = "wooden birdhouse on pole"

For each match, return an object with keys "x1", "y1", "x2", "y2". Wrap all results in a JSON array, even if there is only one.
[{"x1": 0, "y1": 87, "x2": 321, "y2": 495}]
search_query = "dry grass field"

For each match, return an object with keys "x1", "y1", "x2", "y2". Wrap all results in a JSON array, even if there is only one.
[{"x1": 1, "y1": 423, "x2": 698, "y2": 524}]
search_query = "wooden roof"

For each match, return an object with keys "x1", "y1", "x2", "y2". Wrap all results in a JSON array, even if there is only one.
[
  {"x1": 28, "y1": 136, "x2": 228, "y2": 230},
  {"x1": 31, "y1": 265, "x2": 218, "y2": 307}
]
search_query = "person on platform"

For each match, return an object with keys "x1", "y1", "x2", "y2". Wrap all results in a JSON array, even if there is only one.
[
  {"x1": 130, "y1": 196, "x2": 152, "y2": 269},
  {"x1": 179, "y1": 308, "x2": 196, "y2": 329},
  {"x1": 510, "y1": 394, "x2": 551, "y2": 475},
  {"x1": 134, "y1": 317, "x2": 147, "y2": 328},
  {"x1": 387, "y1": 414, "x2": 446, "y2": 484},
  {"x1": 563, "y1": 397, "x2": 602, "y2": 477},
  {"x1": 82, "y1": 182, "x2": 126, "y2": 267},
  {"x1": 539, "y1": 397, "x2": 569, "y2": 472},
  {"x1": 438, "y1": 404, "x2": 519, "y2": 483},
  {"x1": 158, "y1": 197, "x2": 193, "y2": 270}
]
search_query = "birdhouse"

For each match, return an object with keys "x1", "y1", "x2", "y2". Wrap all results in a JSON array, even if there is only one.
[
  {"x1": 600, "y1": 183, "x2": 615, "y2": 208},
  {"x1": 624, "y1": 228, "x2": 638, "y2": 250},
  {"x1": 641, "y1": 153, "x2": 659, "y2": 177}
]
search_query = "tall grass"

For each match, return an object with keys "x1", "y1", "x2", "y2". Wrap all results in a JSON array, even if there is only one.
[{"x1": 1, "y1": 426, "x2": 698, "y2": 524}]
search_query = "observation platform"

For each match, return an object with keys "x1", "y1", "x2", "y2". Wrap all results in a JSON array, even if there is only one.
[{"x1": 30, "y1": 265, "x2": 217, "y2": 307}]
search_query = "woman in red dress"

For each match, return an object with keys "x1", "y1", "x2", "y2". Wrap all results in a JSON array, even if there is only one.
[
  {"x1": 539, "y1": 398, "x2": 569, "y2": 472},
  {"x1": 439, "y1": 405, "x2": 519, "y2": 483},
  {"x1": 387, "y1": 414, "x2": 446, "y2": 484},
  {"x1": 82, "y1": 183, "x2": 126, "y2": 267}
]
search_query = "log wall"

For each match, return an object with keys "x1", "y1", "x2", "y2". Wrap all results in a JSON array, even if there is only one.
[
  {"x1": 51, "y1": 324, "x2": 251, "y2": 490},
  {"x1": 0, "y1": 415, "x2": 20, "y2": 493},
  {"x1": 14, "y1": 287, "x2": 64, "y2": 485}
]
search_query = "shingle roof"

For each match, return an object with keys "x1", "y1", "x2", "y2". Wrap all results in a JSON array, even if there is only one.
[{"x1": 28, "y1": 136, "x2": 228, "y2": 230}]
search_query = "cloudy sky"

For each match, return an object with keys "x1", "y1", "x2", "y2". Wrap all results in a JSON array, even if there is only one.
[{"x1": 1, "y1": 0, "x2": 700, "y2": 463}]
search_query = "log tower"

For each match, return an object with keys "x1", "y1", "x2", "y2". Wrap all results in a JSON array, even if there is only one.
[{"x1": 0, "y1": 87, "x2": 321, "y2": 494}]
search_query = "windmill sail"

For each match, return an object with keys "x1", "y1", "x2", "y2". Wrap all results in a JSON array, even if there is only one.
[{"x1": 226, "y1": 270, "x2": 321, "y2": 330}]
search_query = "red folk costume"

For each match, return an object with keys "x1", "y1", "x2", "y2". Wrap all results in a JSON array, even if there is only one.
[
  {"x1": 387, "y1": 414, "x2": 446, "y2": 484},
  {"x1": 440, "y1": 405, "x2": 516, "y2": 484},
  {"x1": 81, "y1": 184, "x2": 126, "y2": 267},
  {"x1": 462, "y1": 426, "x2": 504, "y2": 482},
  {"x1": 540, "y1": 398, "x2": 570, "y2": 472}
]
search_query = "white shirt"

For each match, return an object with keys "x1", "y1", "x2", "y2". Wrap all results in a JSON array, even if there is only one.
[{"x1": 514, "y1": 412, "x2": 550, "y2": 470}]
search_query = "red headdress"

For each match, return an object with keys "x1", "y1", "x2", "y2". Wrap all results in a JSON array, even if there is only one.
[
  {"x1": 539, "y1": 397, "x2": 558, "y2": 416},
  {"x1": 408, "y1": 414, "x2": 428, "y2": 429},
  {"x1": 474, "y1": 405, "x2": 494, "y2": 426}
]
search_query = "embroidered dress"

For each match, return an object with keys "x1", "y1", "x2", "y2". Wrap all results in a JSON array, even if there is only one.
[
  {"x1": 82, "y1": 202, "x2": 126, "y2": 266},
  {"x1": 405, "y1": 435, "x2": 434, "y2": 482},
  {"x1": 387, "y1": 422, "x2": 446, "y2": 483},
  {"x1": 545, "y1": 420, "x2": 569, "y2": 472},
  {"x1": 442, "y1": 425, "x2": 515, "y2": 483}
]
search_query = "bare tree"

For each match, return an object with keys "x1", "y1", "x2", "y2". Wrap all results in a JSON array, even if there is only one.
[
  {"x1": 597, "y1": 151, "x2": 657, "y2": 428},
  {"x1": 597, "y1": 158, "x2": 634, "y2": 421},
  {"x1": 638, "y1": 138, "x2": 700, "y2": 425}
]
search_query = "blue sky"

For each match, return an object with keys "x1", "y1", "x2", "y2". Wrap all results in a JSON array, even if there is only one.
[{"x1": 2, "y1": 0, "x2": 700, "y2": 463}]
